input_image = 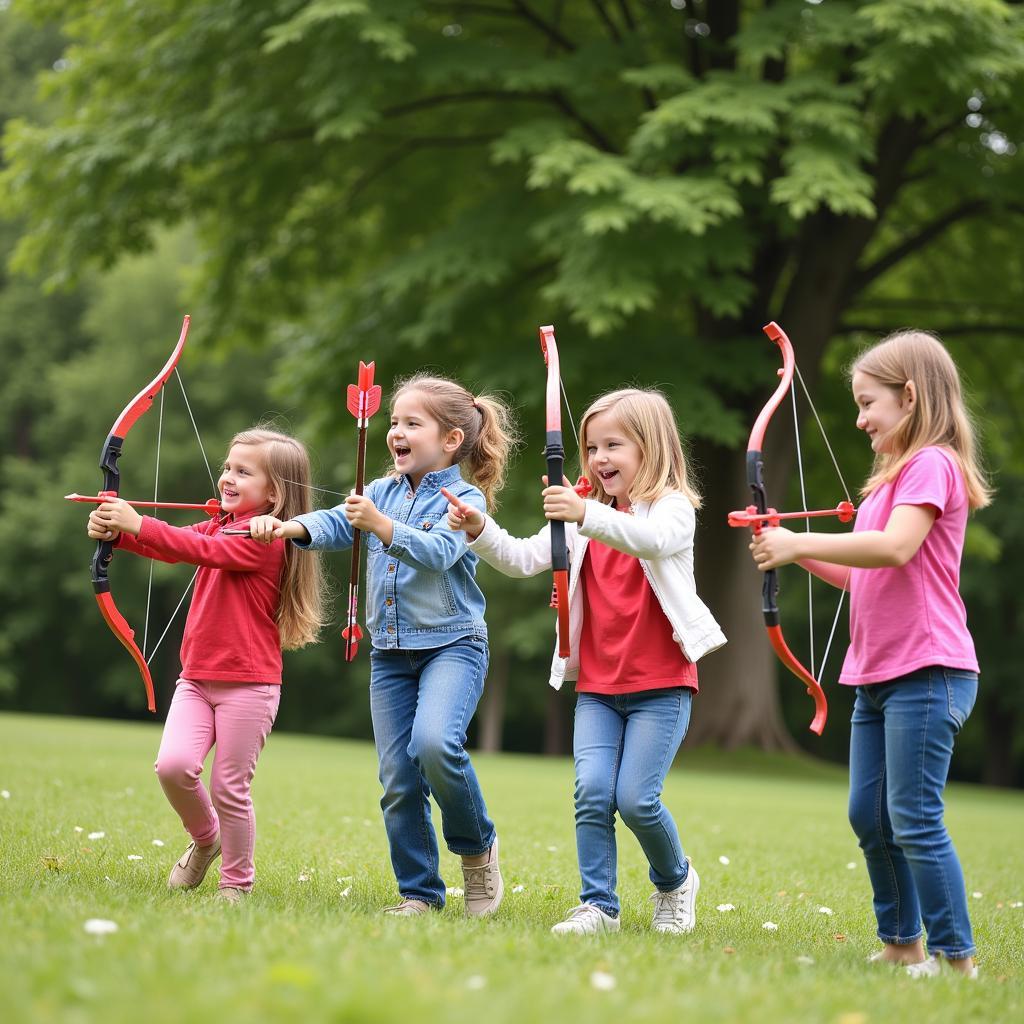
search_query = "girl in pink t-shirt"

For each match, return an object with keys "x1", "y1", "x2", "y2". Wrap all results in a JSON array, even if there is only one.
[
  {"x1": 750, "y1": 331, "x2": 991, "y2": 979},
  {"x1": 87, "y1": 428, "x2": 326, "y2": 902}
]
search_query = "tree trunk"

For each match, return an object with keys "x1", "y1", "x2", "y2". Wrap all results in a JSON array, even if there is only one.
[
  {"x1": 543, "y1": 685, "x2": 570, "y2": 755},
  {"x1": 981, "y1": 695, "x2": 1016, "y2": 787},
  {"x1": 478, "y1": 649, "x2": 508, "y2": 752},
  {"x1": 689, "y1": 445, "x2": 798, "y2": 750}
]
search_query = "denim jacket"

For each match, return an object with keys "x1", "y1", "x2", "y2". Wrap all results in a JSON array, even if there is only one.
[{"x1": 292, "y1": 464, "x2": 488, "y2": 650}]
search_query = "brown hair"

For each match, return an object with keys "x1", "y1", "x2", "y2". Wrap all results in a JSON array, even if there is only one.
[
  {"x1": 851, "y1": 330, "x2": 992, "y2": 510},
  {"x1": 228, "y1": 427, "x2": 327, "y2": 648},
  {"x1": 577, "y1": 389, "x2": 701, "y2": 508},
  {"x1": 389, "y1": 375, "x2": 520, "y2": 510}
]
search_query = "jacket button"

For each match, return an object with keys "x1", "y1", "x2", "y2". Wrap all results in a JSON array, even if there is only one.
[
  {"x1": 388, "y1": 564, "x2": 396, "y2": 573},
  {"x1": 386, "y1": 598, "x2": 393, "y2": 606},
  {"x1": 386, "y1": 626, "x2": 395, "y2": 634},
  {"x1": 422, "y1": 522, "x2": 432, "y2": 530}
]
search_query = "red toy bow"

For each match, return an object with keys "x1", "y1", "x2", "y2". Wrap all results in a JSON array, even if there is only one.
[{"x1": 728, "y1": 322, "x2": 857, "y2": 735}]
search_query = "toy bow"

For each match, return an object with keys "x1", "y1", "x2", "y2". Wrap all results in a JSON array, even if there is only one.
[
  {"x1": 341, "y1": 361, "x2": 382, "y2": 660},
  {"x1": 87, "y1": 316, "x2": 219, "y2": 711},
  {"x1": 538, "y1": 325, "x2": 592, "y2": 659},
  {"x1": 729, "y1": 321, "x2": 857, "y2": 735}
]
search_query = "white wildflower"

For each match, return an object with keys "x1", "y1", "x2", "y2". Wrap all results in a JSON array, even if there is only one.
[
  {"x1": 762, "y1": 921, "x2": 779, "y2": 931},
  {"x1": 88, "y1": 832, "x2": 105, "y2": 840},
  {"x1": 547, "y1": 846, "x2": 558, "y2": 852},
  {"x1": 297, "y1": 873, "x2": 310, "y2": 882},
  {"x1": 74, "y1": 826, "x2": 84, "y2": 833},
  {"x1": 590, "y1": 971, "x2": 616, "y2": 991},
  {"x1": 446, "y1": 886, "x2": 464, "y2": 898},
  {"x1": 718, "y1": 855, "x2": 730, "y2": 865},
  {"x1": 971, "y1": 891, "x2": 983, "y2": 899},
  {"x1": 465, "y1": 975, "x2": 487, "y2": 991},
  {"x1": 127, "y1": 855, "x2": 143, "y2": 862},
  {"x1": 339, "y1": 886, "x2": 352, "y2": 898},
  {"x1": 83, "y1": 919, "x2": 118, "y2": 936},
  {"x1": 716, "y1": 904, "x2": 736, "y2": 913},
  {"x1": 818, "y1": 906, "x2": 833, "y2": 916},
  {"x1": 151, "y1": 839, "x2": 165, "y2": 847},
  {"x1": 1, "y1": 790, "x2": 9, "y2": 799},
  {"x1": 796, "y1": 955, "x2": 815, "y2": 966},
  {"x1": 846, "y1": 862, "x2": 857, "y2": 870},
  {"x1": 512, "y1": 884, "x2": 525, "y2": 894}
]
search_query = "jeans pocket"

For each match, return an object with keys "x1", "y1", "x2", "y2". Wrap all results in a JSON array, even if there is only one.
[{"x1": 944, "y1": 671, "x2": 978, "y2": 731}]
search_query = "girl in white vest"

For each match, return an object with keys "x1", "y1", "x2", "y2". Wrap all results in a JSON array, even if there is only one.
[{"x1": 445, "y1": 388, "x2": 726, "y2": 935}]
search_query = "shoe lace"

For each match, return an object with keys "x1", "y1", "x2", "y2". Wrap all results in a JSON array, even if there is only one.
[
  {"x1": 463, "y1": 863, "x2": 493, "y2": 901},
  {"x1": 564, "y1": 903, "x2": 601, "y2": 922},
  {"x1": 650, "y1": 890, "x2": 683, "y2": 928}
]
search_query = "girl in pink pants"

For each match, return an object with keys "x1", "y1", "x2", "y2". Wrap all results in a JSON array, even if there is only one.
[{"x1": 87, "y1": 428, "x2": 325, "y2": 901}]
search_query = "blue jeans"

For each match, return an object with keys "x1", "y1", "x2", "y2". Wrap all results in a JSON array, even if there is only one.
[
  {"x1": 369, "y1": 638, "x2": 496, "y2": 906},
  {"x1": 573, "y1": 689, "x2": 692, "y2": 917},
  {"x1": 848, "y1": 667, "x2": 978, "y2": 959}
]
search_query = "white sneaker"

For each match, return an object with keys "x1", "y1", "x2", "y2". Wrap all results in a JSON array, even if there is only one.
[
  {"x1": 651, "y1": 859, "x2": 700, "y2": 934},
  {"x1": 905, "y1": 954, "x2": 978, "y2": 980},
  {"x1": 550, "y1": 903, "x2": 621, "y2": 936}
]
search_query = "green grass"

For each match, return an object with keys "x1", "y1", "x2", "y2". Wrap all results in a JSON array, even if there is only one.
[{"x1": 0, "y1": 713, "x2": 1021, "y2": 1024}]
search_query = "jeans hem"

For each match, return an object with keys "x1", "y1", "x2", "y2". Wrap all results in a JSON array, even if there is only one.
[
  {"x1": 931, "y1": 946, "x2": 977, "y2": 961},
  {"x1": 877, "y1": 931, "x2": 924, "y2": 945},
  {"x1": 447, "y1": 834, "x2": 496, "y2": 858}
]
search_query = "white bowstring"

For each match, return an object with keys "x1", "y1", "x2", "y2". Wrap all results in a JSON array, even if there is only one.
[
  {"x1": 791, "y1": 362, "x2": 853, "y2": 683},
  {"x1": 143, "y1": 369, "x2": 218, "y2": 664},
  {"x1": 789, "y1": 384, "x2": 814, "y2": 676},
  {"x1": 560, "y1": 377, "x2": 583, "y2": 475},
  {"x1": 142, "y1": 389, "x2": 164, "y2": 659}
]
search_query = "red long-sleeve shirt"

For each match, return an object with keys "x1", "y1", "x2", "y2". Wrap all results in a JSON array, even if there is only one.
[{"x1": 116, "y1": 513, "x2": 286, "y2": 684}]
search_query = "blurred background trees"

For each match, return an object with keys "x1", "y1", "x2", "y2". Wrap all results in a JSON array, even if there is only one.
[{"x1": 2, "y1": 1, "x2": 1022, "y2": 783}]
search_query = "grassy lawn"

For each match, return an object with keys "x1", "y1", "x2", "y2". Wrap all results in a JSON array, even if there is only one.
[{"x1": 0, "y1": 712, "x2": 1021, "y2": 1023}]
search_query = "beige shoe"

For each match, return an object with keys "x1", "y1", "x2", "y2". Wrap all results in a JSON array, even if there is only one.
[
  {"x1": 215, "y1": 886, "x2": 247, "y2": 904},
  {"x1": 462, "y1": 837, "x2": 504, "y2": 917},
  {"x1": 382, "y1": 898, "x2": 431, "y2": 916},
  {"x1": 167, "y1": 836, "x2": 221, "y2": 890}
]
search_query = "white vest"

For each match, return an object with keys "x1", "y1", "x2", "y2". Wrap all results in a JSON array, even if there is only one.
[{"x1": 468, "y1": 492, "x2": 727, "y2": 689}]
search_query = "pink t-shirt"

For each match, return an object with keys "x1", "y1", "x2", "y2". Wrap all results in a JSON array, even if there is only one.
[{"x1": 839, "y1": 446, "x2": 978, "y2": 686}]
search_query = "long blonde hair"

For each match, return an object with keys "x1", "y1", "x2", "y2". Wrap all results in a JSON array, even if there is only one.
[
  {"x1": 389, "y1": 375, "x2": 520, "y2": 510},
  {"x1": 851, "y1": 330, "x2": 992, "y2": 510},
  {"x1": 577, "y1": 389, "x2": 701, "y2": 508},
  {"x1": 228, "y1": 427, "x2": 327, "y2": 649}
]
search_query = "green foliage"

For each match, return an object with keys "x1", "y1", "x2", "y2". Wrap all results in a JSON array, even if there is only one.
[{"x1": 3, "y1": 2, "x2": 1024, "y2": 767}]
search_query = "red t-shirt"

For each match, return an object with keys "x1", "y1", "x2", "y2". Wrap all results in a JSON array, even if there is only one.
[
  {"x1": 577, "y1": 507, "x2": 698, "y2": 695},
  {"x1": 116, "y1": 513, "x2": 286, "y2": 684}
]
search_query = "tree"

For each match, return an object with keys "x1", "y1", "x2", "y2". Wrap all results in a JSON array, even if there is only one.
[{"x1": 4, "y1": 0, "x2": 1024, "y2": 748}]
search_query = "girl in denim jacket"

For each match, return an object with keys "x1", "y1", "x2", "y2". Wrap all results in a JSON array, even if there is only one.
[
  {"x1": 446, "y1": 389, "x2": 726, "y2": 936},
  {"x1": 248, "y1": 376, "x2": 518, "y2": 917}
]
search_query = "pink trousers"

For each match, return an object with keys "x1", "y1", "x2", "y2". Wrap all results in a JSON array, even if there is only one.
[{"x1": 154, "y1": 679, "x2": 280, "y2": 890}]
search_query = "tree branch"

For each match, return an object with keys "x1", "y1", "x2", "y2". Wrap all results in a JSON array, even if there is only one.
[
  {"x1": 840, "y1": 322, "x2": 1024, "y2": 338},
  {"x1": 511, "y1": 0, "x2": 578, "y2": 51},
  {"x1": 589, "y1": 0, "x2": 623, "y2": 42},
  {"x1": 852, "y1": 200, "x2": 988, "y2": 294}
]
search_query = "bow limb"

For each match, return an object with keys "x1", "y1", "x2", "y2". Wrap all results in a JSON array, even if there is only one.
[
  {"x1": 539, "y1": 325, "x2": 571, "y2": 658},
  {"x1": 745, "y1": 321, "x2": 828, "y2": 735},
  {"x1": 90, "y1": 315, "x2": 191, "y2": 713}
]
